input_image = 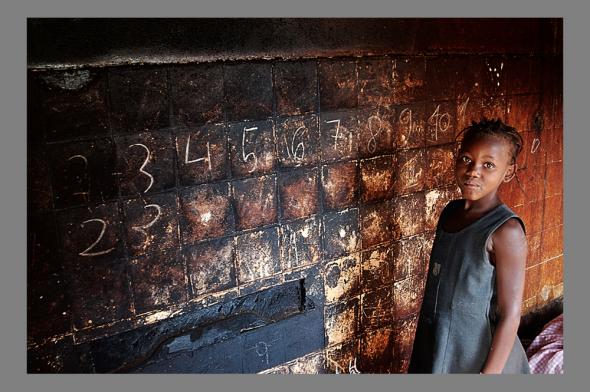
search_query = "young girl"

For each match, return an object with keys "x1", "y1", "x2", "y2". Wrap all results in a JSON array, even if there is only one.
[{"x1": 408, "y1": 119, "x2": 531, "y2": 374}]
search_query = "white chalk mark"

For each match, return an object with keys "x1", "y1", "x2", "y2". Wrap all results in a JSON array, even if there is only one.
[
  {"x1": 78, "y1": 218, "x2": 115, "y2": 257},
  {"x1": 185, "y1": 135, "x2": 212, "y2": 171},
  {"x1": 459, "y1": 97, "x2": 470, "y2": 117},
  {"x1": 348, "y1": 358, "x2": 361, "y2": 374},
  {"x1": 290, "y1": 231, "x2": 299, "y2": 268},
  {"x1": 131, "y1": 204, "x2": 162, "y2": 239},
  {"x1": 242, "y1": 127, "x2": 258, "y2": 173},
  {"x1": 531, "y1": 138, "x2": 541, "y2": 154},
  {"x1": 292, "y1": 126, "x2": 306, "y2": 162},
  {"x1": 68, "y1": 154, "x2": 88, "y2": 165},
  {"x1": 326, "y1": 119, "x2": 343, "y2": 150},
  {"x1": 367, "y1": 114, "x2": 383, "y2": 153},
  {"x1": 327, "y1": 357, "x2": 345, "y2": 374},
  {"x1": 427, "y1": 104, "x2": 451, "y2": 141},
  {"x1": 67, "y1": 154, "x2": 90, "y2": 198},
  {"x1": 129, "y1": 143, "x2": 154, "y2": 193},
  {"x1": 200, "y1": 211, "x2": 212, "y2": 223}
]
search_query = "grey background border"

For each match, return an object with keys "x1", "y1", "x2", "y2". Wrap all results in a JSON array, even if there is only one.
[{"x1": 2, "y1": 1, "x2": 585, "y2": 391}]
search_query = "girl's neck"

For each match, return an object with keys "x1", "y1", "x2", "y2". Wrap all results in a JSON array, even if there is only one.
[{"x1": 462, "y1": 194, "x2": 502, "y2": 215}]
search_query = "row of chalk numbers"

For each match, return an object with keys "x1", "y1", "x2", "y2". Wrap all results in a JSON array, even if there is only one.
[{"x1": 77, "y1": 203, "x2": 162, "y2": 257}]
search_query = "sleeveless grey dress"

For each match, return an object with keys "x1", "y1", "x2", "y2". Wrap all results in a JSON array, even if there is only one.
[{"x1": 408, "y1": 199, "x2": 531, "y2": 374}]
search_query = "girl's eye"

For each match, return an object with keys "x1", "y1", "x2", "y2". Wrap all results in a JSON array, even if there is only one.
[
  {"x1": 483, "y1": 162, "x2": 496, "y2": 169},
  {"x1": 460, "y1": 156, "x2": 471, "y2": 163}
]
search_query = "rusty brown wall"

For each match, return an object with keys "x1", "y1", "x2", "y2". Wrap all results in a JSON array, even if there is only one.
[{"x1": 27, "y1": 18, "x2": 563, "y2": 373}]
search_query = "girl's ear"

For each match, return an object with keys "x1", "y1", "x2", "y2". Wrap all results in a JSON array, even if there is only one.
[{"x1": 503, "y1": 163, "x2": 517, "y2": 183}]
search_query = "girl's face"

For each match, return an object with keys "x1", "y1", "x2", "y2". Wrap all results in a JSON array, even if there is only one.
[{"x1": 455, "y1": 135, "x2": 515, "y2": 204}]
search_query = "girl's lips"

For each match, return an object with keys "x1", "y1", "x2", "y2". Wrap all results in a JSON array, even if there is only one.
[{"x1": 463, "y1": 182, "x2": 479, "y2": 189}]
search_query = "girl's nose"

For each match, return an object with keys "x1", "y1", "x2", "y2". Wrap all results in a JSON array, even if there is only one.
[{"x1": 465, "y1": 164, "x2": 480, "y2": 177}]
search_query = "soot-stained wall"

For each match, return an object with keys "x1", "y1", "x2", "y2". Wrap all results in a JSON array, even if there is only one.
[{"x1": 27, "y1": 18, "x2": 563, "y2": 373}]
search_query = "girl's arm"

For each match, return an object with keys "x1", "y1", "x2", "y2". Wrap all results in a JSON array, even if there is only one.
[{"x1": 481, "y1": 218, "x2": 528, "y2": 374}]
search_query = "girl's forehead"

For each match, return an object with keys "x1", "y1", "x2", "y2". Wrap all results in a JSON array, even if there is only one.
[{"x1": 459, "y1": 135, "x2": 513, "y2": 158}]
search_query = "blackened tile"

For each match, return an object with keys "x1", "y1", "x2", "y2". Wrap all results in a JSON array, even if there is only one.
[
  {"x1": 393, "y1": 275, "x2": 423, "y2": 319},
  {"x1": 28, "y1": 275, "x2": 71, "y2": 341},
  {"x1": 319, "y1": 60, "x2": 358, "y2": 111},
  {"x1": 394, "y1": 148, "x2": 426, "y2": 195},
  {"x1": 425, "y1": 101, "x2": 457, "y2": 146},
  {"x1": 320, "y1": 111, "x2": 359, "y2": 162},
  {"x1": 169, "y1": 63, "x2": 224, "y2": 126},
  {"x1": 28, "y1": 213, "x2": 61, "y2": 282},
  {"x1": 108, "y1": 67, "x2": 169, "y2": 133},
  {"x1": 392, "y1": 193, "x2": 426, "y2": 239},
  {"x1": 325, "y1": 340, "x2": 361, "y2": 374},
  {"x1": 424, "y1": 145, "x2": 456, "y2": 190},
  {"x1": 392, "y1": 315, "x2": 419, "y2": 373},
  {"x1": 228, "y1": 119, "x2": 276, "y2": 177},
  {"x1": 505, "y1": 56, "x2": 543, "y2": 95},
  {"x1": 68, "y1": 257, "x2": 132, "y2": 330},
  {"x1": 56, "y1": 202, "x2": 125, "y2": 268},
  {"x1": 178, "y1": 183, "x2": 234, "y2": 244},
  {"x1": 274, "y1": 60, "x2": 317, "y2": 116},
  {"x1": 357, "y1": 58, "x2": 395, "y2": 108},
  {"x1": 175, "y1": 124, "x2": 229, "y2": 186},
  {"x1": 275, "y1": 115, "x2": 320, "y2": 168},
  {"x1": 235, "y1": 227, "x2": 281, "y2": 283},
  {"x1": 232, "y1": 174, "x2": 277, "y2": 230},
  {"x1": 424, "y1": 187, "x2": 459, "y2": 231},
  {"x1": 122, "y1": 191, "x2": 179, "y2": 257},
  {"x1": 28, "y1": 146, "x2": 53, "y2": 213},
  {"x1": 27, "y1": 71, "x2": 46, "y2": 145},
  {"x1": 322, "y1": 208, "x2": 360, "y2": 259},
  {"x1": 27, "y1": 335, "x2": 80, "y2": 373},
  {"x1": 323, "y1": 253, "x2": 361, "y2": 304},
  {"x1": 324, "y1": 298, "x2": 359, "y2": 347},
  {"x1": 479, "y1": 95, "x2": 508, "y2": 122},
  {"x1": 358, "y1": 107, "x2": 396, "y2": 158},
  {"x1": 128, "y1": 250, "x2": 188, "y2": 314},
  {"x1": 395, "y1": 103, "x2": 426, "y2": 150},
  {"x1": 224, "y1": 62, "x2": 273, "y2": 121},
  {"x1": 506, "y1": 95, "x2": 542, "y2": 144},
  {"x1": 361, "y1": 245, "x2": 395, "y2": 290},
  {"x1": 184, "y1": 237, "x2": 237, "y2": 297},
  {"x1": 48, "y1": 138, "x2": 118, "y2": 208},
  {"x1": 392, "y1": 56, "x2": 427, "y2": 104},
  {"x1": 360, "y1": 155, "x2": 396, "y2": 203},
  {"x1": 280, "y1": 217, "x2": 321, "y2": 270},
  {"x1": 360, "y1": 287, "x2": 394, "y2": 333},
  {"x1": 360, "y1": 201, "x2": 397, "y2": 249},
  {"x1": 456, "y1": 56, "x2": 507, "y2": 99},
  {"x1": 391, "y1": 235, "x2": 424, "y2": 283},
  {"x1": 424, "y1": 56, "x2": 461, "y2": 101},
  {"x1": 32, "y1": 69, "x2": 110, "y2": 142},
  {"x1": 115, "y1": 131, "x2": 176, "y2": 196},
  {"x1": 278, "y1": 168, "x2": 318, "y2": 221},
  {"x1": 360, "y1": 327, "x2": 395, "y2": 373},
  {"x1": 321, "y1": 161, "x2": 359, "y2": 211}
]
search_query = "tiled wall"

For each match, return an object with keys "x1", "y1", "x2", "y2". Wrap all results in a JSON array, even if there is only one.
[{"x1": 27, "y1": 20, "x2": 563, "y2": 373}]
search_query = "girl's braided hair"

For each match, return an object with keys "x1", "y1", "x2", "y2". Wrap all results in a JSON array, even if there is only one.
[{"x1": 455, "y1": 118, "x2": 524, "y2": 164}]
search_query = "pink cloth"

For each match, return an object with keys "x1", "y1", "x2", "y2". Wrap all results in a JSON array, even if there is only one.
[{"x1": 525, "y1": 313, "x2": 564, "y2": 374}]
